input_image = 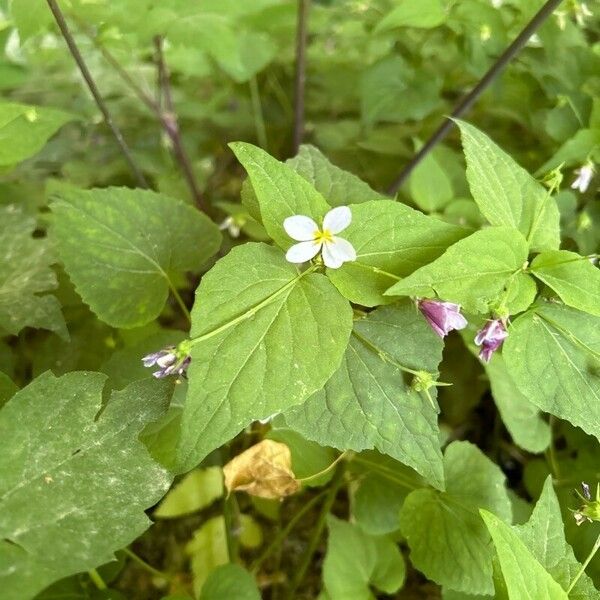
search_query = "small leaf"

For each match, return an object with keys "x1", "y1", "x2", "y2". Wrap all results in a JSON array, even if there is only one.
[
  {"x1": 385, "y1": 227, "x2": 531, "y2": 314},
  {"x1": 457, "y1": 121, "x2": 560, "y2": 252},
  {"x1": 503, "y1": 303, "x2": 600, "y2": 443},
  {"x1": 0, "y1": 372, "x2": 173, "y2": 599},
  {"x1": 481, "y1": 510, "x2": 568, "y2": 599},
  {"x1": 199, "y1": 564, "x2": 261, "y2": 600},
  {"x1": 0, "y1": 206, "x2": 67, "y2": 338},
  {"x1": 51, "y1": 187, "x2": 221, "y2": 328},
  {"x1": 323, "y1": 516, "x2": 406, "y2": 600},
  {"x1": 409, "y1": 150, "x2": 454, "y2": 212},
  {"x1": 154, "y1": 467, "x2": 223, "y2": 518},
  {"x1": 375, "y1": 0, "x2": 446, "y2": 31},
  {"x1": 399, "y1": 441, "x2": 511, "y2": 595},
  {"x1": 177, "y1": 243, "x2": 352, "y2": 472},
  {"x1": 223, "y1": 440, "x2": 300, "y2": 499},
  {"x1": 326, "y1": 200, "x2": 468, "y2": 306},
  {"x1": 285, "y1": 301, "x2": 445, "y2": 490},
  {"x1": 0, "y1": 102, "x2": 75, "y2": 166},
  {"x1": 230, "y1": 142, "x2": 331, "y2": 248},
  {"x1": 530, "y1": 250, "x2": 600, "y2": 316}
]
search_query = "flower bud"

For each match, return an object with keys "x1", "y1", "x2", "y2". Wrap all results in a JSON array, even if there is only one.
[
  {"x1": 417, "y1": 299, "x2": 468, "y2": 338},
  {"x1": 474, "y1": 318, "x2": 508, "y2": 362}
]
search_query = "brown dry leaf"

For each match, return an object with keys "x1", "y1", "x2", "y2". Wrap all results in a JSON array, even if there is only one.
[{"x1": 223, "y1": 439, "x2": 300, "y2": 499}]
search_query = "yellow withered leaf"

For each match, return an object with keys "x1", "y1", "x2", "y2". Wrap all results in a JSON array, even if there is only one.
[{"x1": 223, "y1": 440, "x2": 300, "y2": 499}]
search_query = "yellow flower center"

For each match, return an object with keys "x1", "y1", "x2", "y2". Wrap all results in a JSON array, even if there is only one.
[{"x1": 314, "y1": 229, "x2": 333, "y2": 244}]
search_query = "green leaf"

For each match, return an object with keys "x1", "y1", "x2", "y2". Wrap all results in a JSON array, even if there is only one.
[
  {"x1": 408, "y1": 150, "x2": 454, "y2": 212},
  {"x1": 375, "y1": 0, "x2": 446, "y2": 31},
  {"x1": 0, "y1": 206, "x2": 67, "y2": 338},
  {"x1": 486, "y1": 356, "x2": 551, "y2": 454},
  {"x1": 511, "y1": 477, "x2": 599, "y2": 599},
  {"x1": 290, "y1": 144, "x2": 386, "y2": 207},
  {"x1": 154, "y1": 467, "x2": 223, "y2": 519},
  {"x1": 385, "y1": 227, "x2": 531, "y2": 314},
  {"x1": 50, "y1": 187, "x2": 221, "y2": 328},
  {"x1": 457, "y1": 121, "x2": 560, "y2": 252},
  {"x1": 199, "y1": 564, "x2": 261, "y2": 600},
  {"x1": 537, "y1": 129, "x2": 600, "y2": 173},
  {"x1": 503, "y1": 303, "x2": 600, "y2": 442},
  {"x1": 399, "y1": 441, "x2": 511, "y2": 595},
  {"x1": 0, "y1": 372, "x2": 173, "y2": 599},
  {"x1": 230, "y1": 142, "x2": 331, "y2": 248},
  {"x1": 285, "y1": 301, "x2": 445, "y2": 489},
  {"x1": 326, "y1": 200, "x2": 468, "y2": 307},
  {"x1": 0, "y1": 102, "x2": 75, "y2": 166},
  {"x1": 0, "y1": 372, "x2": 17, "y2": 408},
  {"x1": 480, "y1": 510, "x2": 569, "y2": 599},
  {"x1": 323, "y1": 516, "x2": 405, "y2": 600},
  {"x1": 10, "y1": 0, "x2": 53, "y2": 41},
  {"x1": 177, "y1": 243, "x2": 352, "y2": 472},
  {"x1": 530, "y1": 250, "x2": 600, "y2": 316}
]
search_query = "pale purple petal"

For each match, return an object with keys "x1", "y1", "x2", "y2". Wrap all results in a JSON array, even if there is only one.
[
  {"x1": 418, "y1": 299, "x2": 467, "y2": 337},
  {"x1": 475, "y1": 319, "x2": 508, "y2": 362},
  {"x1": 283, "y1": 215, "x2": 319, "y2": 241},
  {"x1": 285, "y1": 240, "x2": 321, "y2": 263},
  {"x1": 322, "y1": 206, "x2": 352, "y2": 234}
]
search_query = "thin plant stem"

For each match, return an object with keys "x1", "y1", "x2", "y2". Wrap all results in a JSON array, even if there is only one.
[
  {"x1": 286, "y1": 465, "x2": 345, "y2": 598},
  {"x1": 387, "y1": 0, "x2": 565, "y2": 195},
  {"x1": 567, "y1": 532, "x2": 600, "y2": 594},
  {"x1": 297, "y1": 451, "x2": 350, "y2": 484},
  {"x1": 547, "y1": 415, "x2": 561, "y2": 480},
  {"x1": 293, "y1": 0, "x2": 310, "y2": 154},
  {"x1": 251, "y1": 489, "x2": 329, "y2": 574},
  {"x1": 167, "y1": 281, "x2": 192, "y2": 324},
  {"x1": 223, "y1": 491, "x2": 239, "y2": 563},
  {"x1": 46, "y1": 0, "x2": 148, "y2": 188},
  {"x1": 122, "y1": 548, "x2": 171, "y2": 581},
  {"x1": 249, "y1": 76, "x2": 268, "y2": 151},
  {"x1": 154, "y1": 36, "x2": 210, "y2": 214},
  {"x1": 88, "y1": 568, "x2": 107, "y2": 590}
]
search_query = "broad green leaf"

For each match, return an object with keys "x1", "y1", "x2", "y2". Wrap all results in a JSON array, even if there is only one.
[
  {"x1": 186, "y1": 515, "x2": 262, "y2": 595},
  {"x1": 375, "y1": 0, "x2": 446, "y2": 31},
  {"x1": 511, "y1": 477, "x2": 599, "y2": 599},
  {"x1": 530, "y1": 250, "x2": 600, "y2": 317},
  {"x1": 457, "y1": 121, "x2": 560, "y2": 252},
  {"x1": 326, "y1": 200, "x2": 468, "y2": 306},
  {"x1": 0, "y1": 102, "x2": 75, "y2": 166},
  {"x1": 51, "y1": 187, "x2": 221, "y2": 328},
  {"x1": 0, "y1": 372, "x2": 173, "y2": 599},
  {"x1": 504, "y1": 303, "x2": 600, "y2": 442},
  {"x1": 486, "y1": 356, "x2": 551, "y2": 454},
  {"x1": 154, "y1": 467, "x2": 223, "y2": 519},
  {"x1": 230, "y1": 142, "x2": 330, "y2": 248},
  {"x1": 408, "y1": 150, "x2": 454, "y2": 212},
  {"x1": 285, "y1": 301, "x2": 445, "y2": 490},
  {"x1": 290, "y1": 144, "x2": 386, "y2": 206},
  {"x1": 481, "y1": 510, "x2": 568, "y2": 599},
  {"x1": 10, "y1": 0, "x2": 53, "y2": 41},
  {"x1": 199, "y1": 564, "x2": 261, "y2": 600},
  {"x1": 0, "y1": 206, "x2": 67, "y2": 338},
  {"x1": 323, "y1": 516, "x2": 405, "y2": 600},
  {"x1": 177, "y1": 243, "x2": 352, "y2": 472},
  {"x1": 385, "y1": 227, "x2": 531, "y2": 314},
  {"x1": 0, "y1": 372, "x2": 17, "y2": 408},
  {"x1": 399, "y1": 441, "x2": 511, "y2": 595}
]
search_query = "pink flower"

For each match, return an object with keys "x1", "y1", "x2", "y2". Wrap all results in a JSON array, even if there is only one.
[
  {"x1": 474, "y1": 319, "x2": 508, "y2": 362},
  {"x1": 418, "y1": 299, "x2": 468, "y2": 338}
]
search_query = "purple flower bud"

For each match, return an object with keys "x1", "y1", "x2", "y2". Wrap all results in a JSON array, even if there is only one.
[
  {"x1": 474, "y1": 319, "x2": 508, "y2": 362},
  {"x1": 142, "y1": 345, "x2": 191, "y2": 379},
  {"x1": 418, "y1": 299, "x2": 468, "y2": 338}
]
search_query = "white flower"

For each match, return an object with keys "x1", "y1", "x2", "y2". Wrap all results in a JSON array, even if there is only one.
[
  {"x1": 571, "y1": 163, "x2": 595, "y2": 193},
  {"x1": 284, "y1": 206, "x2": 357, "y2": 269},
  {"x1": 575, "y1": 2, "x2": 592, "y2": 27},
  {"x1": 219, "y1": 216, "x2": 241, "y2": 238}
]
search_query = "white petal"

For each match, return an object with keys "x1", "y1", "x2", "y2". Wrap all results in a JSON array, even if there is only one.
[
  {"x1": 283, "y1": 215, "x2": 319, "y2": 241},
  {"x1": 322, "y1": 237, "x2": 356, "y2": 269},
  {"x1": 286, "y1": 240, "x2": 321, "y2": 263},
  {"x1": 322, "y1": 206, "x2": 351, "y2": 234}
]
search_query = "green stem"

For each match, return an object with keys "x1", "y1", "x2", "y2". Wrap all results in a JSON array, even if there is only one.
[
  {"x1": 88, "y1": 569, "x2": 107, "y2": 590},
  {"x1": 546, "y1": 415, "x2": 561, "y2": 480},
  {"x1": 297, "y1": 451, "x2": 350, "y2": 484},
  {"x1": 168, "y1": 281, "x2": 192, "y2": 324},
  {"x1": 286, "y1": 465, "x2": 345, "y2": 598},
  {"x1": 567, "y1": 532, "x2": 600, "y2": 594},
  {"x1": 223, "y1": 492, "x2": 239, "y2": 563},
  {"x1": 351, "y1": 330, "x2": 421, "y2": 376},
  {"x1": 250, "y1": 76, "x2": 268, "y2": 151},
  {"x1": 122, "y1": 548, "x2": 171, "y2": 581},
  {"x1": 351, "y1": 456, "x2": 420, "y2": 491},
  {"x1": 251, "y1": 489, "x2": 329, "y2": 573}
]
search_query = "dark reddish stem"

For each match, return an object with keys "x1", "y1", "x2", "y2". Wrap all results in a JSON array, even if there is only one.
[{"x1": 292, "y1": 0, "x2": 310, "y2": 155}]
